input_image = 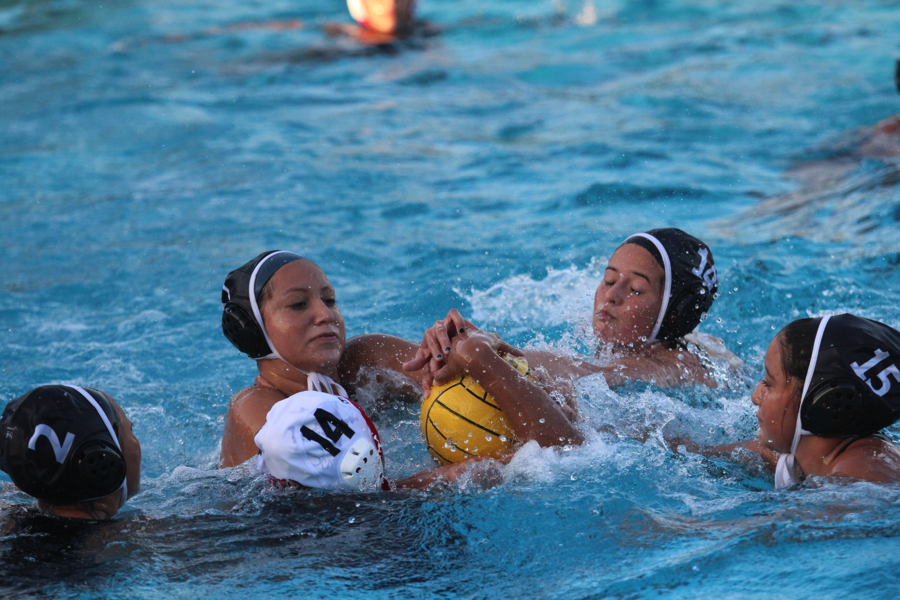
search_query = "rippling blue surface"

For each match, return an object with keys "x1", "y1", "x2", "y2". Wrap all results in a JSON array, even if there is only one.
[{"x1": 3, "y1": 0, "x2": 900, "y2": 597}]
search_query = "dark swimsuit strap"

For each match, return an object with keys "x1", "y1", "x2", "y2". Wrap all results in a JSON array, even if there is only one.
[{"x1": 822, "y1": 433, "x2": 894, "y2": 466}]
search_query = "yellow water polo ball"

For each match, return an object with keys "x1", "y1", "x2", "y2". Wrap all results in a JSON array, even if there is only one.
[{"x1": 420, "y1": 356, "x2": 530, "y2": 465}]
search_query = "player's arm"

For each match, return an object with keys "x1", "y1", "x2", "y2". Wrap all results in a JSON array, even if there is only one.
[
  {"x1": 220, "y1": 386, "x2": 286, "y2": 468},
  {"x1": 519, "y1": 349, "x2": 601, "y2": 380},
  {"x1": 446, "y1": 331, "x2": 583, "y2": 448},
  {"x1": 393, "y1": 456, "x2": 504, "y2": 490},
  {"x1": 401, "y1": 309, "x2": 523, "y2": 395},
  {"x1": 523, "y1": 348, "x2": 715, "y2": 389},
  {"x1": 338, "y1": 334, "x2": 424, "y2": 404},
  {"x1": 667, "y1": 436, "x2": 778, "y2": 470}
]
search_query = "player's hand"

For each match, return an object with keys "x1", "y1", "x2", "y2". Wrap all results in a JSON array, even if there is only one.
[{"x1": 402, "y1": 309, "x2": 482, "y2": 394}]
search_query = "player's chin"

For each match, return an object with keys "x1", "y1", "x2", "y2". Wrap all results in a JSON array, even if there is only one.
[
  {"x1": 757, "y1": 428, "x2": 778, "y2": 451},
  {"x1": 323, "y1": 348, "x2": 344, "y2": 365},
  {"x1": 594, "y1": 323, "x2": 621, "y2": 343},
  {"x1": 606, "y1": 331, "x2": 644, "y2": 348},
  {"x1": 304, "y1": 348, "x2": 343, "y2": 371}
]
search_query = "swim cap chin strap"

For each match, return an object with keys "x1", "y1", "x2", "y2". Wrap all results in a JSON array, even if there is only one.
[
  {"x1": 774, "y1": 316, "x2": 829, "y2": 489},
  {"x1": 67, "y1": 385, "x2": 128, "y2": 505},
  {"x1": 247, "y1": 252, "x2": 348, "y2": 398},
  {"x1": 625, "y1": 233, "x2": 672, "y2": 344}
]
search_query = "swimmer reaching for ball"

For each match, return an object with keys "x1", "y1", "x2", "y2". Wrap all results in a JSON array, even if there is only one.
[
  {"x1": 405, "y1": 228, "x2": 724, "y2": 394},
  {"x1": 338, "y1": 228, "x2": 727, "y2": 456},
  {"x1": 676, "y1": 314, "x2": 900, "y2": 487},
  {"x1": 218, "y1": 251, "x2": 498, "y2": 489}
]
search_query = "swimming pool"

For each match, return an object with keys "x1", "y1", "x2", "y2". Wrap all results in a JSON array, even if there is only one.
[{"x1": 2, "y1": 0, "x2": 900, "y2": 596}]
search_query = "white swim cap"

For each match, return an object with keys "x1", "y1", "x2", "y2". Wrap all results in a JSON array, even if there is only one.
[{"x1": 255, "y1": 391, "x2": 385, "y2": 492}]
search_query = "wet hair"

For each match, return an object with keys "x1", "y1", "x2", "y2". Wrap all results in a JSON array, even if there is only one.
[
  {"x1": 256, "y1": 276, "x2": 276, "y2": 312},
  {"x1": 778, "y1": 318, "x2": 817, "y2": 396}
]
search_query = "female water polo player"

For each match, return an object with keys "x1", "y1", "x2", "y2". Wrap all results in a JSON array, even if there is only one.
[
  {"x1": 702, "y1": 314, "x2": 900, "y2": 487},
  {"x1": 0, "y1": 385, "x2": 141, "y2": 520},
  {"x1": 335, "y1": 228, "x2": 722, "y2": 453},
  {"x1": 219, "y1": 251, "x2": 503, "y2": 489},
  {"x1": 220, "y1": 251, "x2": 349, "y2": 468},
  {"x1": 399, "y1": 227, "x2": 723, "y2": 393}
]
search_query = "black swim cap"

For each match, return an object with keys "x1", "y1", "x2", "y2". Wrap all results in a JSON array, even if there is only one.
[
  {"x1": 622, "y1": 228, "x2": 718, "y2": 342},
  {"x1": 0, "y1": 385, "x2": 127, "y2": 506},
  {"x1": 794, "y1": 314, "x2": 900, "y2": 439},
  {"x1": 221, "y1": 251, "x2": 305, "y2": 360}
]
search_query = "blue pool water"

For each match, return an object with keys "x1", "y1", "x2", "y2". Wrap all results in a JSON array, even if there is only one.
[{"x1": 3, "y1": 0, "x2": 900, "y2": 597}]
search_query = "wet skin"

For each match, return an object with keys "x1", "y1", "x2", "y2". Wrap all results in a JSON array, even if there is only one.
[
  {"x1": 704, "y1": 332, "x2": 900, "y2": 485},
  {"x1": 259, "y1": 259, "x2": 347, "y2": 378},
  {"x1": 751, "y1": 335, "x2": 800, "y2": 453},
  {"x1": 360, "y1": 0, "x2": 416, "y2": 34},
  {"x1": 592, "y1": 244, "x2": 665, "y2": 347},
  {"x1": 220, "y1": 260, "x2": 346, "y2": 468}
]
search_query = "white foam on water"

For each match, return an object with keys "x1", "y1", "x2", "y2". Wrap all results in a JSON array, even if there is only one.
[
  {"x1": 451, "y1": 261, "x2": 759, "y2": 499},
  {"x1": 457, "y1": 259, "x2": 606, "y2": 339}
]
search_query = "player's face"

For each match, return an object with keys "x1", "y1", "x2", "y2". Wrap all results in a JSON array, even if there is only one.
[
  {"x1": 751, "y1": 335, "x2": 800, "y2": 453},
  {"x1": 593, "y1": 244, "x2": 665, "y2": 346},
  {"x1": 260, "y1": 260, "x2": 346, "y2": 376},
  {"x1": 363, "y1": 0, "x2": 415, "y2": 34}
]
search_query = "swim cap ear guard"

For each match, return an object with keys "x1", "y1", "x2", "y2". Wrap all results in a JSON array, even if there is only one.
[
  {"x1": 222, "y1": 302, "x2": 271, "y2": 360},
  {"x1": 802, "y1": 377, "x2": 877, "y2": 436},
  {"x1": 624, "y1": 228, "x2": 718, "y2": 342},
  {"x1": 796, "y1": 315, "x2": 900, "y2": 438},
  {"x1": 221, "y1": 251, "x2": 305, "y2": 360},
  {"x1": 0, "y1": 385, "x2": 127, "y2": 506}
]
